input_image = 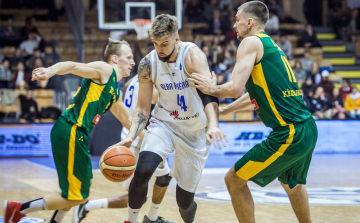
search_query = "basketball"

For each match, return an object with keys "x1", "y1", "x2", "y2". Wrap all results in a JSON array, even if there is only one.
[{"x1": 99, "y1": 146, "x2": 136, "y2": 182}]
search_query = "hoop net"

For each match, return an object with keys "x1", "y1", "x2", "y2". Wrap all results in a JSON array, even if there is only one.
[{"x1": 132, "y1": 19, "x2": 152, "y2": 40}]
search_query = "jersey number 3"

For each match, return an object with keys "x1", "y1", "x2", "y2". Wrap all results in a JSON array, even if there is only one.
[
  {"x1": 125, "y1": 86, "x2": 134, "y2": 107},
  {"x1": 177, "y1": 94, "x2": 188, "y2": 111}
]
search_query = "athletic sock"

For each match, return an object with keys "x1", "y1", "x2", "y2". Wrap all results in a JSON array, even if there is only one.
[
  {"x1": 85, "y1": 198, "x2": 109, "y2": 211},
  {"x1": 49, "y1": 210, "x2": 68, "y2": 223},
  {"x1": 147, "y1": 202, "x2": 160, "y2": 221},
  {"x1": 20, "y1": 198, "x2": 48, "y2": 214},
  {"x1": 127, "y1": 204, "x2": 141, "y2": 223}
]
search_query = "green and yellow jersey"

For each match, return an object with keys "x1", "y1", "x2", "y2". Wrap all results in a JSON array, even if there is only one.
[
  {"x1": 61, "y1": 69, "x2": 120, "y2": 134},
  {"x1": 246, "y1": 32, "x2": 311, "y2": 129}
]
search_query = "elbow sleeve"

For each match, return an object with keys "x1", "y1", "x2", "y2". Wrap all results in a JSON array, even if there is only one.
[{"x1": 196, "y1": 89, "x2": 219, "y2": 107}]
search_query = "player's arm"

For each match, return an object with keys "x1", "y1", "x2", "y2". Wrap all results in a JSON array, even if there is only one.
[
  {"x1": 109, "y1": 93, "x2": 146, "y2": 139},
  {"x1": 188, "y1": 36, "x2": 260, "y2": 98},
  {"x1": 31, "y1": 61, "x2": 113, "y2": 83},
  {"x1": 185, "y1": 47, "x2": 227, "y2": 148},
  {"x1": 120, "y1": 56, "x2": 153, "y2": 147},
  {"x1": 219, "y1": 92, "x2": 251, "y2": 115}
]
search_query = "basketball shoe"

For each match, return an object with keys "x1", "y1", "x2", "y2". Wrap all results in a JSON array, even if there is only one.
[
  {"x1": 3, "y1": 200, "x2": 26, "y2": 223},
  {"x1": 142, "y1": 215, "x2": 174, "y2": 223},
  {"x1": 72, "y1": 201, "x2": 89, "y2": 223}
]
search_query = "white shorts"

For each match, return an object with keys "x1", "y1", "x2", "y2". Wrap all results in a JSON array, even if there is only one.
[
  {"x1": 140, "y1": 118, "x2": 210, "y2": 193},
  {"x1": 122, "y1": 143, "x2": 171, "y2": 191}
]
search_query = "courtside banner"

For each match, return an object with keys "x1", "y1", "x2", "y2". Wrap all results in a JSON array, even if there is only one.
[
  {"x1": 210, "y1": 120, "x2": 360, "y2": 154},
  {"x1": 0, "y1": 124, "x2": 53, "y2": 157}
]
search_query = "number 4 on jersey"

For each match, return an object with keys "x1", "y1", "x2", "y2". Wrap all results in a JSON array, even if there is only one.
[{"x1": 177, "y1": 94, "x2": 188, "y2": 111}]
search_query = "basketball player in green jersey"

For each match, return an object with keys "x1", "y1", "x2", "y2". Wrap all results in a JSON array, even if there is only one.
[
  {"x1": 188, "y1": 1, "x2": 317, "y2": 222},
  {"x1": 3, "y1": 39, "x2": 142, "y2": 223}
]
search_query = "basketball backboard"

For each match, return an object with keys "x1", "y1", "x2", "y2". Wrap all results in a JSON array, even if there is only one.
[{"x1": 97, "y1": 0, "x2": 183, "y2": 30}]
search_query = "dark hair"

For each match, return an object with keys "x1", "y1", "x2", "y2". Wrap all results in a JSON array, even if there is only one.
[{"x1": 238, "y1": 1, "x2": 269, "y2": 26}]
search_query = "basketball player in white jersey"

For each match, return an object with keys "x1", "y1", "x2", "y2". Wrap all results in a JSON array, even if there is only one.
[
  {"x1": 118, "y1": 14, "x2": 228, "y2": 223},
  {"x1": 72, "y1": 75, "x2": 174, "y2": 223}
]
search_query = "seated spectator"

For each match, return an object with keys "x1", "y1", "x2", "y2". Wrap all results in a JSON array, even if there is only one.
[
  {"x1": 184, "y1": 0, "x2": 204, "y2": 23},
  {"x1": 20, "y1": 17, "x2": 40, "y2": 42},
  {"x1": 226, "y1": 39, "x2": 237, "y2": 54},
  {"x1": 0, "y1": 59, "x2": 12, "y2": 88},
  {"x1": 19, "y1": 31, "x2": 42, "y2": 57},
  {"x1": 277, "y1": 35, "x2": 292, "y2": 60},
  {"x1": 302, "y1": 76, "x2": 316, "y2": 100},
  {"x1": 208, "y1": 10, "x2": 228, "y2": 35},
  {"x1": 326, "y1": 87, "x2": 346, "y2": 119},
  {"x1": 293, "y1": 60, "x2": 307, "y2": 85},
  {"x1": 10, "y1": 47, "x2": 26, "y2": 67},
  {"x1": 202, "y1": 46, "x2": 213, "y2": 68},
  {"x1": 19, "y1": 89, "x2": 39, "y2": 122},
  {"x1": 265, "y1": 10, "x2": 279, "y2": 35},
  {"x1": 300, "y1": 50, "x2": 313, "y2": 73},
  {"x1": 29, "y1": 48, "x2": 47, "y2": 70},
  {"x1": 203, "y1": 0, "x2": 218, "y2": 23},
  {"x1": 339, "y1": 79, "x2": 353, "y2": 100},
  {"x1": 332, "y1": 0, "x2": 352, "y2": 40},
  {"x1": 308, "y1": 86, "x2": 327, "y2": 119},
  {"x1": 2, "y1": 17, "x2": 21, "y2": 46},
  {"x1": 267, "y1": 0, "x2": 282, "y2": 18},
  {"x1": 297, "y1": 24, "x2": 321, "y2": 48},
  {"x1": 317, "y1": 70, "x2": 334, "y2": 98},
  {"x1": 309, "y1": 62, "x2": 321, "y2": 84},
  {"x1": 225, "y1": 10, "x2": 238, "y2": 41},
  {"x1": 344, "y1": 87, "x2": 360, "y2": 119},
  {"x1": 224, "y1": 50, "x2": 236, "y2": 67},
  {"x1": 12, "y1": 62, "x2": 32, "y2": 90}
]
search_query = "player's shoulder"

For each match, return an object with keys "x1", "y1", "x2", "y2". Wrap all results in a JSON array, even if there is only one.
[
  {"x1": 239, "y1": 36, "x2": 263, "y2": 52},
  {"x1": 185, "y1": 45, "x2": 206, "y2": 63}
]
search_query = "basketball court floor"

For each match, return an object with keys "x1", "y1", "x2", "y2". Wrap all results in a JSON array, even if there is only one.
[{"x1": 0, "y1": 153, "x2": 359, "y2": 223}]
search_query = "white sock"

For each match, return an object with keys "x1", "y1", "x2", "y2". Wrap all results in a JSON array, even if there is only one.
[
  {"x1": 85, "y1": 198, "x2": 109, "y2": 211},
  {"x1": 49, "y1": 210, "x2": 68, "y2": 223},
  {"x1": 127, "y1": 204, "x2": 141, "y2": 223},
  {"x1": 147, "y1": 202, "x2": 160, "y2": 221},
  {"x1": 20, "y1": 198, "x2": 48, "y2": 214}
]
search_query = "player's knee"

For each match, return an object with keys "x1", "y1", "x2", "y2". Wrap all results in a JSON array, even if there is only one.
[
  {"x1": 155, "y1": 174, "x2": 172, "y2": 187},
  {"x1": 176, "y1": 185, "x2": 195, "y2": 210},
  {"x1": 132, "y1": 166, "x2": 153, "y2": 186},
  {"x1": 224, "y1": 168, "x2": 237, "y2": 188}
]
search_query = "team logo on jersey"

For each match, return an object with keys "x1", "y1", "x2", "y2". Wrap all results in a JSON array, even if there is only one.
[
  {"x1": 251, "y1": 99, "x2": 259, "y2": 110},
  {"x1": 0, "y1": 217, "x2": 45, "y2": 222},
  {"x1": 195, "y1": 187, "x2": 360, "y2": 205},
  {"x1": 93, "y1": 114, "x2": 101, "y2": 124},
  {"x1": 170, "y1": 111, "x2": 179, "y2": 120}
]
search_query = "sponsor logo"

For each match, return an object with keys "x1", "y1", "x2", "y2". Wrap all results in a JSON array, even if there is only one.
[
  {"x1": 160, "y1": 72, "x2": 171, "y2": 76},
  {"x1": 170, "y1": 111, "x2": 179, "y2": 120},
  {"x1": 169, "y1": 111, "x2": 200, "y2": 120},
  {"x1": 195, "y1": 187, "x2": 360, "y2": 205},
  {"x1": 282, "y1": 89, "x2": 302, "y2": 98},
  {"x1": 251, "y1": 99, "x2": 259, "y2": 110},
  {"x1": 0, "y1": 217, "x2": 45, "y2": 222},
  {"x1": 235, "y1": 132, "x2": 266, "y2": 140},
  {"x1": 160, "y1": 81, "x2": 189, "y2": 91},
  {"x1": 93, "y1": 114, "x2": 101, "y2": 124}
]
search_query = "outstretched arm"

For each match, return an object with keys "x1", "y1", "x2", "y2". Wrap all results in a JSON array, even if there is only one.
[
  {"x1": 32, "y1": 61, "x2": 113, "y2": 83},
  {"x1": 186, "y1": 47, "x2": 227, "y2": 148},
  {"x1": 220, "y1": 92, "x2": 251, "y2": 115},
  {"x1": 119, "y1": 57, "x2": 153, "y2": 147},
  {"x1": 188, "y1": 36, "x2": 261, "y2": 98}
]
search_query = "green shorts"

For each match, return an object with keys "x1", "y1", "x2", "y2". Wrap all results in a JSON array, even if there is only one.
[
  {"x1": 51, "y1": 116, "x2": 92, "y2": 200},
  {"x1": 235, "y1": 117, "x2": 318, "y2": 189}
]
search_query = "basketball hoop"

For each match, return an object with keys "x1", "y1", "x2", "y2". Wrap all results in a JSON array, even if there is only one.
[{"x1": 132, "y1": 19, "x2": 152, "y2": 40}]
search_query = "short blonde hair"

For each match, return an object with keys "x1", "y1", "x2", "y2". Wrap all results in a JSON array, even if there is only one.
[
  {"x1": 149, "y1": 14, "x2": 178, "y2": 39},
  {"x1": 103, "y1": 38, "x2": 130, "y2": 62}
]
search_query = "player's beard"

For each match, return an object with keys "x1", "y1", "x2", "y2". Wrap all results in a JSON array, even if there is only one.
[{"x1": 158, "y1": 46, "x2": 176, "y2": 63}]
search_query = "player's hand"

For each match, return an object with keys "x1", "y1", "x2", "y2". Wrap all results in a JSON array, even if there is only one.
[
  {"x1": 188, "y1": 71, "x2": 217, "y2": 95},
  {"x1": 32, "y1": 67, "x2": 55, "y2": 81},
  {"x1": 113, "y1": 137, "x2": 133, "y2": 148},
  {"x1": 206, "y1": 126, "x2": 228, "y2": 150}
]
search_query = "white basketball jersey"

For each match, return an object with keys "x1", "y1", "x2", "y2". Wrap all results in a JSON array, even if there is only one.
[
  {"x1": 149, "y1": 42, "x2": 207, "y2": 131},
  {"x1": 121, "y1": 75, "x2": 141, "y2": 146}
]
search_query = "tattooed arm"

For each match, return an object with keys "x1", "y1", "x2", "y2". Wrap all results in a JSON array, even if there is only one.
[{"x1": 119, "y1": 56, "x2": 153, "y2": 147}]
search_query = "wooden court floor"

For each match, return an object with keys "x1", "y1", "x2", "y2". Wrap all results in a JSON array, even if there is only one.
[{"x1": 0, "y1": 154, "x2": 359, "y2": 223}]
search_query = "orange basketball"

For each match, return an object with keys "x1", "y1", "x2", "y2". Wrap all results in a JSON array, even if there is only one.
[{"x1": 99, "y1": 146, "x2": 136, "y2": 182}]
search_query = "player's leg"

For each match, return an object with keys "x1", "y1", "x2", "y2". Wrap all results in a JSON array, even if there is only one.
[
  {"x1": 224, "y1": 167, "x2": 255, "y2": 223},
  {"x1": 280, "y1": 182, "x2": 311, "y2": 223},
  {"x1": 176, "y1": 185, "x2": 196, "y2": 223}
]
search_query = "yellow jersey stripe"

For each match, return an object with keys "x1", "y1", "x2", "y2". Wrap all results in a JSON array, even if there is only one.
[
  {"x1": 251, "y1": 63, "x2": 287, "y2": 126},
  {"x1": 77, "y1": 82, "x2": 105, "y2": 127},
  {"x1": 281, "y1": 56, "x2": 293, "y2": 82},
  {"x1": 253, "y1": 33, "x2": 269, "y2": 38},
  {"x1": 67, "y1": 125, "x2": 83, "y2": 200},
  {"x1": 236, "y1": 124, "x2": 295, "y2": 179}
]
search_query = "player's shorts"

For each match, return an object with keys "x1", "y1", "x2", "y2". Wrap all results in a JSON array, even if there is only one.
[
  {"x1": 235, "y1": 117, "x2": 318, "y2": 189},
  {"x1": 51, "y1": 116, "x2": 92, "y2": 200},
  {"x1": 122, "y1": 143, "x2": 171, "y2": 192},
  {"x1": 140, "y1": 118, "x2": 210, "y2": 193}
]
